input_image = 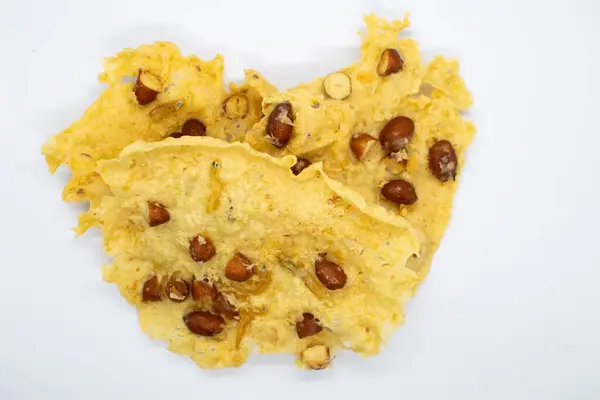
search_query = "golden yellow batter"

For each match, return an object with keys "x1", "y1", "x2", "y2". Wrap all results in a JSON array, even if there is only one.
[
  {"x1": 42, "y1": 43, "x2": 274, "y2": 233},
  {"x1": 41, "y1": 13, "x2": 476, "y2": 369},
  {"x1": 245, "y1": 15, "x2": 422, "y2": 157},
  {"x1": 245, "y1": 14, "x2": 475, "y2": 280},
  {"x1": 99, "y1": 138, "x2": 420, "y2": 368}
]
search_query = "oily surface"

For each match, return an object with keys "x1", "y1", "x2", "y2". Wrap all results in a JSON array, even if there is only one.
[
  {"x1": 42, "y1": 13, "x2": 475, "y2": 369},
  {"x1": 42, "y1": 42, "x2": 273, "y2": 233},
  {"x1": 99, "y1": 138, "x2": 420, "y2": 368},
  {"x1": 246, "y1": 14, "x2": 475, "y2": 280}
]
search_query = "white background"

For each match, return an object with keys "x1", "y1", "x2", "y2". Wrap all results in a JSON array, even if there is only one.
[{"x1": 1, "y1": 0, "x2": 599, "y2": 399}]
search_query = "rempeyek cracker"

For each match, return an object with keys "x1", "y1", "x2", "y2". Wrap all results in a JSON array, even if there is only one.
[
  {"x1": 42, "y1": 13, "x2": 476, "y2": 369},
  {"x1": 42, "y1": 43, "x2": 274, "y2": 233},
  {"x1": 245, "y1": 14, "x2": 475, "y2": 281},
  {"x1": 99, "y1": 138, "x2": 420, "y2": 369}
]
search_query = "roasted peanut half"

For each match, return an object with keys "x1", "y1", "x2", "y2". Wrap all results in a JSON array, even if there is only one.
[
  {"x1": 315, "y1": 259, "x2": 347, "y2": 290},
  {"x1": 181, "y1": 118, "x2": 206, "y2": 137},
  {"x1": 291, "y1": 158, "x2": 311, "y2": 175},
  {"x1": 429, "y1": 140, "x2": 458, "y2": 182},
  {"x1": 191, "y1": 279, "x2": 217, "y2": 301},
  {"x1": 223, "y1": 94, "x2": 249, "y2": 119},
  {"x1": 212, "y1": 292, "x2": 239, "y2": 319},
  {"x1": 148, "y1": 100, "x2": 181, "y2": 121},
  {"x1": 266, "y1": 102, "x2": 294, "y2": 148},
  {"x1": 142, "y1": 275, "x2": 161, "y2": 302},
  {"x1": 133, "y1": 69, "x2": 161, "y2": 105},
  {"x1": 146, "y1": 201, "x2": 170, "y2": 227},
  {"x1": 165, "y1": 275, "x2": 190, "y2": 303},
  {"x1": 225, "y1": 253, "x2": 254, "y2": 282},
  {"x1": 379, "y1": 116, "x2": 415, "y2": 153},
  {"x1": 301, "y1": 345, "x2": 330, "y2": 370},
  {"x1": 183, "y1": 311, "x2": 224, "y2": 336},
  {"x1": 377, "y1": 48, "x2": 404, "y2": 76},
  {"x1": 296, "y1": 313, "x2": 323, "y2": 338},
  {"x1": 381, "y1": 179, "x2": 418, "y2": 205},
  {"x1": 350, "y1": 133, "x2": 376, "y2": 160},
  {"x1": 323, "y1": 72, "x2": 352, "y2": 100},
  {"x1": 189, "y1": 235, "x2": 216, "y2": 262}
]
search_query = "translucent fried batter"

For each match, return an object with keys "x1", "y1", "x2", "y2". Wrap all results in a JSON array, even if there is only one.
[
  {"x1": 42, "y1": 43, "x2": 227, "y2": 232},
  {"x1": 244, "y1": 13, "x2": 476, "y2": 281},
  {"x1": 99, "y1": 138, "x2": 419, "y2": 368},
  {"x1": 42, "y1": 12, "x2": 476, "y2": 370},
  {"x1": 245, "y1": 14, "x2": 422, "y2": 157},
  {"x1": 42, "y1": 45, "x2": 275, "y2": 234}
]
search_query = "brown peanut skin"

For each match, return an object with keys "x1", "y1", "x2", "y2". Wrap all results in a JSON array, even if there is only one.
[
  {"x1": 350, "y1": 133, "x2": 376, "y2": 160},
  {"x1": 266, "y1": 102, "x2": 294, "y2": 148},
  {"x1": 181, "y1": 119, "x2": 206, "y2": 137},
  {"x1": 428, "y1": 140, "x2": 458, "y2": 182},
  {"x1": 225, "y1": 253, "x2": 254, "y2": 282},
  {"x1": 183, "y1": 311, "x2": 224, "y2": 336},
  {"x1": 133, "y1": 70, "x2": 159, "y2": 105},
  {"x1": 191, "y1": 279, "x2": 217, "y2": 301},
  {"x1": 189, "y1": 235, "x2": 216, "y2": 262},
  {"x1": 296, "y1": 313, "x2": 323, "y2": 338},
  {"x1": 315, "y1": 260, "x2": 347, "y2": 290},
  {"x1": 377, "y1": 49, "x2": 404, "y2": 76},
  {"x1": 165, "y1": 276, "x2": 190, "y2": 303},
  {"x1": 212, "y1": 292, "x2": 239, "y2": 319},
  {"x1": 379, "y1": 116, "x2": 415, "y2": 153},
  {"x1": 381, "y1": 179, "x2": 418, "y2": 205},
  {"x1": 291, "y1": 158, "x2": 311, "y2": 175},
  {"x1": 142, "y1": 276, "x2": 161, "y2": 301},
  {"x1": 147, "y1": 202, "x2": 170, "y2": 227}
]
